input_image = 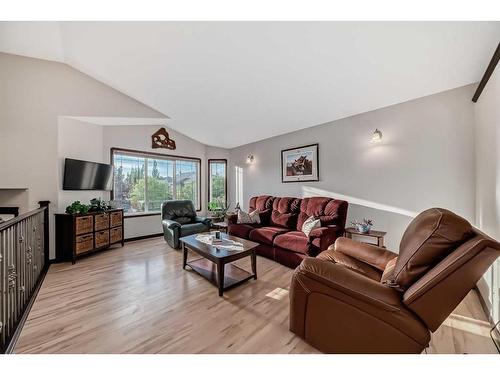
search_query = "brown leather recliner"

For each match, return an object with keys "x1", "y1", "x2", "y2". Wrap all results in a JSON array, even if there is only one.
[{"x1": 289, "y1": 208, "x2": 500, "y2": 353}]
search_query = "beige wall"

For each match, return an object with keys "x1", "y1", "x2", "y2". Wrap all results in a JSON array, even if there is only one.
[
  {"x1": 0, "y1": 52, "x2": 165, "y2": 257},
  {"x1": 474, "y1": 65, "x2": 500, "y2": 323},
  {"x1": 228, "y1": 85, "x2": 477, "y2": 251},
  {"x1": 101, "y1": 126, "x2": 228, "y2": 239},
  {"x1": 57, "y1": 117, "x2": 106, "y2": 210}
]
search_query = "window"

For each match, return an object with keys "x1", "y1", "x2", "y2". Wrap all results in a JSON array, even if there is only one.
[
  {"x1": 208, "y1": 159, "x2": 227, "y2": 208},
  {"x1": 112, "y1": 148, "x2": 201, "y2": 214}
]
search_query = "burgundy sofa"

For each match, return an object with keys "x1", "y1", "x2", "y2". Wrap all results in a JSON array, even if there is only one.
[{"x1": 228, "y1": 195, "x2": 348, "y2": 268}]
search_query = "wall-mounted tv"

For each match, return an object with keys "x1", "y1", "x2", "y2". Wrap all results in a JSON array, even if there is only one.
[{"x1": 63, "y1": 158, "x2": 113, "y2": 191}]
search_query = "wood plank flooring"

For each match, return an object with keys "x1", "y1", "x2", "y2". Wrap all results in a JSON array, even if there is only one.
[{"x1": 14, "y1": 237, "x2": 498, "y2": 354}]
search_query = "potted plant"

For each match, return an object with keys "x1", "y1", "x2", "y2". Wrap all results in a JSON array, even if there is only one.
[
  {"x1": 208, "y1": 198, "x2": 230, "y2": 223},
  {"x1": 89, "y1": 198, "x2": 112, "y2": 212},
  {"x1": 351, "y1": 218, "x2": 373, "y2": 234},
  {"x1": 65, "y1": 201, "x2": 91, "y2": 215}
]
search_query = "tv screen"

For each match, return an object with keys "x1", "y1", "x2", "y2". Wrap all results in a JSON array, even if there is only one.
[{"x1": 63, "y1": 158, "x2": 113, "y2": 191}]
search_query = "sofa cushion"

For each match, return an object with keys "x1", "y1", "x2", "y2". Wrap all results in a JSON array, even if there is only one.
[
  {"x1": 229, "y1": 223, "x2": 258, "y2": 239},
  {"x1": 274, "y1": 231, "x2": 313, "y2": 255},
  {"x1": 257, "y1": 209, "x2": 272, "y2": 226},
  {"x1": 249, "y1": 195, "x2": 274, "y2": 211},
  {"x1": 249, "y1": 226, "x2": 289, "y2": 245},
  {"x1": 180, "y1": 222, "x2": 208, "y2": 237},
  {"x1": 270, "y1": 197, "x2": 301, "y2": 229},
  {"x1": 392, "y1": 208, "x2": 474, "y2": 289},
  {"x1": 296, "y1": 197, "x2": 348, "y2": 231}
]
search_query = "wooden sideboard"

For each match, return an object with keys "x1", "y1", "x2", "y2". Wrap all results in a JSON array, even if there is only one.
[{"x1": 55, "y1": 209, "x2": 124, "y2": 264}]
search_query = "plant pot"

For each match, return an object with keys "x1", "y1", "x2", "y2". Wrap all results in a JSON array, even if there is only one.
[{"x1": 356, "y1": 224, "x2": 371, "y2": 234}]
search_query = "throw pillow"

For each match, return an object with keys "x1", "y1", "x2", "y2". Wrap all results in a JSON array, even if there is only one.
[
  {"x1": 249, "y1": 210, "x2": 261, "y2": 224},
  {"x1": 237, "y1": 210, "x2": 260, "y2": 224},
  {"x1": 302, "y1": 216, "x2": 321, "y2": 237}
]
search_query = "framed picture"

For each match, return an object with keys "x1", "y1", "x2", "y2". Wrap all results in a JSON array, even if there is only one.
[{"x1": 281, "y1": 143, "x2": 319, "y2": 183}]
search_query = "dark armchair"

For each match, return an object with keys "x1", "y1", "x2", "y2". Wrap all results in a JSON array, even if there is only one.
[{"x1": 161, "y1": 200, "x2": 212, "y2": 248}]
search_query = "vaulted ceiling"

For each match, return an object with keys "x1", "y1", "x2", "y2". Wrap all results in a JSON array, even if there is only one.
[{"x1": 1, "y1": 21, "x2": 499, "y2": 148}]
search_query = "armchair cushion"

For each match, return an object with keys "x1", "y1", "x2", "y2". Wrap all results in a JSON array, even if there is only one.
[
  {"x1": 393, "y1": 208, "x2": 473, "y2": 289},
  {"x1": 317, "y1": 248, "x2": 382, "y2": 281},
  {"x1": 162, "y1": 200, "x2": 197, "y2": 220},
  {"x1": 175, "y1": 216, "x2": 192, "y2": 225},
  {"x1": 334, "y1": 237, "x2": 398, "y2": 271},
  {"x1": 180, "y1": 222, "x2": 210, "y2": 237}
]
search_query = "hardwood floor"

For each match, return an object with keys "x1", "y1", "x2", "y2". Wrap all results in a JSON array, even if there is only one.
[{"x1": 14, "y1": 237, "x2": 498, "y2": 354}]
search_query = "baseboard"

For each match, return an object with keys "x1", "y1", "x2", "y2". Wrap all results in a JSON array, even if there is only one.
[{"x1": 124, "y1": 233, "x2": 163, "y2": 242}]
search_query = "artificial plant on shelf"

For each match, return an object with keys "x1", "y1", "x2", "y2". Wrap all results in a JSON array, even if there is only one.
[
  {"x1": 65, "y1": 201, "x2": 90, "y2": 215},
  {"x1": 89, "y1": 198, "x2": 112, "y2": 213},
  {"x1": 208, "y1": 198, "x2": 230, "y2": 223}
]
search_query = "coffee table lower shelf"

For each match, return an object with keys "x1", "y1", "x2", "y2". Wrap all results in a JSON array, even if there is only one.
[{"x1": 186, "y1": 258, "x2": 256, "y2": 295}]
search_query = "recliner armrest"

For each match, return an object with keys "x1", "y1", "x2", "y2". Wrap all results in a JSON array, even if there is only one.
[
  {"x1": 193, "y1": 216, "x2": 212, "y2": 226},
  {"x1": 162, "y1": 219, "x2": 181, "y2": 229},
  {"x1": 309, "y1": 225, "x2": 338, "y2": 239},
  {"x1": 296, "y1": 257, "x2": 403, "y2": 310},
  {"x1": 334, "y1": 237, "x2": 397, "y2": 271},
  {"x1": 308, "y1": 225, "x2": 341, "y2": 253}
]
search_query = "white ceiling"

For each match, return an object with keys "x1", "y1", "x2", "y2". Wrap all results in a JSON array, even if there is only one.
[{"x1": 1, "y1": 21, "x2": 499, "y2": 148}]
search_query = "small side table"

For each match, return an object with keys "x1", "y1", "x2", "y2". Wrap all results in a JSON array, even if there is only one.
[
  {"x1": 211, "y1": 221, "x2": 228, "y2": 233},
  {"x1": 344, "y1": 227, "x2": 387, "y2": 247}
]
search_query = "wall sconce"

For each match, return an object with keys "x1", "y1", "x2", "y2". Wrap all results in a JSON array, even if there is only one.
[
  {"x1": 371, "y1": 129, "x2": 383, "y2": 143},
  {"x1": 246, "y1": 154, "x2": 255, "y2": 164}
]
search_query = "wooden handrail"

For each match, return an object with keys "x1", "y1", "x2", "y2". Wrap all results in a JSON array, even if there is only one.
[
  {"x1": 472, "y1": 41, "x2": 500, "y2": 103},
  {"x1": 0, "y1": 207, "x2": 45, "y2": 232}
]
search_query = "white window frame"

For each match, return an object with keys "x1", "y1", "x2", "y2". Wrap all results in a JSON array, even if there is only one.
[{"x1": 111, "y1": 148, "x2": 201, "y2": 215}]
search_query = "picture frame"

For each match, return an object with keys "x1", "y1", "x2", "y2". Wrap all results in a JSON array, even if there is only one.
[{"x1": 281, "y1": 143, "x2": 319, "y2": 183}]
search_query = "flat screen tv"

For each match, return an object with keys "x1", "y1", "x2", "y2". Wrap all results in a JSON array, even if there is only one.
[{"x1": 63, "y1": 158, "x2": 113, "y2": 191}]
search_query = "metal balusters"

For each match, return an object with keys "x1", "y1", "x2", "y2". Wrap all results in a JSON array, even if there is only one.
[{"x1": 0, "y1": 203, "x2": 48, "y2": 353}]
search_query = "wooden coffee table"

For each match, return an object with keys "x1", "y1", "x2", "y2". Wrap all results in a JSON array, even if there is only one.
[{"x1": 180, "y1": 232, "x2": 259, "y2": 296}]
